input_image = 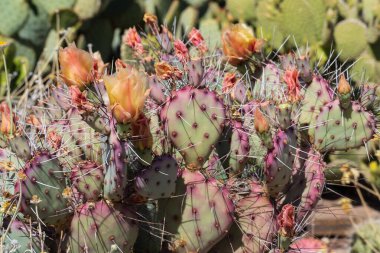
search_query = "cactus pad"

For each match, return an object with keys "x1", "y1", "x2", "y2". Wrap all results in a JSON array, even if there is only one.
[{"x1": 161, "y1": 86, "x2": 225, "y2": 170}]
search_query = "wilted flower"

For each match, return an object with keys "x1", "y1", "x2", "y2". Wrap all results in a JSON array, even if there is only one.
[
  {"x1": 277, "y1": 204, "x2": 295, "y2": 237},
  {"x1": 174, "y1": 40, "x2": 189, "y2": 63},
  {"x1": 69, "y1": 86, "x2": 94, "y2": 113},
  {"x1": 222, "y1": 23, "x2": 263, "y2": 66},
  {"x1": 62, "y1": 187, "x2": 73, "y2": 199},
  {"x1": 131, "y1": 114, "x2": 153, "y2": 150},
  {"x1": 30, "y1": 195, "x2": 42, "y2": 205},
  {"x1": 283, "y1": 69, "x2": 301, "y2": 102},
  {"x1": 104, "y1": 64, "x2": 149, "y2": 124},
  {"x1": 123, "y1": 27, "x2": 144, "y2": 55},
  {"x1": 58, "y1": 44, "x2": 95, "y2": 90},
  {"x1": 143, "y1": 13, "x2": 159, "y2": 35},
  {"x1": 154, "y1": 61, "x2": 182, "y2": 80},
  {"x1": 222, "y1": 72, "x2": 237, "y2": 93},
  {"x1": 92, "y1": 51, "x2": 107, "y2": 80},
  {"x1": 47, "y1": 130, "x2": 62, "y2": 150},
  {"x1": 0, "y1": 101, "x2": 17, "y2": 136},
  {"x1": 188, "y1": 28, "x2": 207, "y2": 53},
  {"x1": 254, "y1": 108, "x2": 270, "y2": 134}
]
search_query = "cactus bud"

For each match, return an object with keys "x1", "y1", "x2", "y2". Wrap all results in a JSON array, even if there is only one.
[
  {"x1": 104, "y1": 64, "x2": 149, "y2": 124},
  {"x1": 254, "y1": 108, "x2": 270, "y2": 134},
  {"x1": 222, "y1": 23, "x2": 263, "y2": 66},
  {"x1": 338, "y1": 75, "x2": 351, "y2": 95},
  {"x1": 0, "y1": 102, "x2": 16, "y2": 136},
  {"x1": 58, "y1": 44, "x2": 95, "y2": 90},
  {"x1": 337, "y1": 74, "x2": 351, "y2": 109}
]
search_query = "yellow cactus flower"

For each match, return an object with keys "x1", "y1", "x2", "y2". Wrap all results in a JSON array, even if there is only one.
[{"x1": 104, "y1": 64, "x2": 149, "y2": 124}]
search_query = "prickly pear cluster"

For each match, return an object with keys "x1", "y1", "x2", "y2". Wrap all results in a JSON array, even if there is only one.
[{"x1": 0, "y1": 14, "x2": 378, "y2": 253}]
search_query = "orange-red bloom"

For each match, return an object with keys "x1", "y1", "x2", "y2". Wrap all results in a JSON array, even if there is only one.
[
  {"x1": 174, "y1": 40, "x2": 189, "y2": 63},
  {"x1": 283, "y1": 69, "x2": 301, "y2": 103},
  {"x1": 123, "y1": 27, "x2": 144, "y2": 55},
  {"x1": 58, "y1": 44, "x2": 95, "y2": 90},
  {"x1": 104, "y1": 64, "x2": 149, "y2": 124},
  {"x1": 277, "y1": 204, "x2": 295, "y2": 237},
  {"x1": 188, "y1": 28, "x2": 207, "y2": 53},
  {"x1": 222, "y1": 23, "x2": 263, "y2": 66}
]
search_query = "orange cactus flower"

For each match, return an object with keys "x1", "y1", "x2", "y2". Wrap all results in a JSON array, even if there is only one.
[
  {"x1": 0, "y1": 102, "x2": 16, "y2": 136},
  {"x1": 58, "y1": 44, "x2": 95, "y2": 90},
  {"x1": 104, "y1": 64, "x2": 149, "y2": 124},
  {"x1": 222, "y1": 23, "x2": 263, "y2": 66},
  {"x1": 277, "y1": 204, "x2": 295, "y2": 237}
]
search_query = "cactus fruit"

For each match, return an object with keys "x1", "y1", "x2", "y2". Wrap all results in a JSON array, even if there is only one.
[
  {"x1": 161, "y1": 86, "x2": 226, "y2": 170},
  {"x1": 135, "y1": 154, "x2": 178, "y2": 199},
  {"x1": 68, "y1": 200, "x2": 138, "y2": 253}
]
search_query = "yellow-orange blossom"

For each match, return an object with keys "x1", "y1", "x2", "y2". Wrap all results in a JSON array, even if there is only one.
[
  {"x1": 58, "y1": 44, "x2": 94, "y2": 90},
  {"x1": 222, "y1": 23, "x2": 263, "y2": 66},
  {"x1": 104, "y1": 65, "x2": 149, "y2": 124}
]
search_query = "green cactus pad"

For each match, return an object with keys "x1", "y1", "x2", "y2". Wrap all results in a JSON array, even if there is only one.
[
  {"x1": 15, "y1": 151, "x2": 70, "y2": 226},
  {"x1": 158, "y1": 170, "x2": 234, "y2": 252},
  {"x1": 17, "y1": 5, "x2": 50, "y2": 47},
  {"x1": 334, "y1": 19, "x2": 368, "y2": 60},
  {"x1": 69, "y1": 200, "x2": 138, "y2": 253},
  {"x1": 1, "y1": 220, "x2": 45, "y2": 252},
  {"x1": 74, "y1": 0, "x2": 102, "y2": 20},
  {"x1": 135, "y1": 154, "x2": 178, "y2": 199},
  {"x1": 32, "y1": 0, "x2": 76, "y2": 14},
  {"x1": 0, "y1": 0, "x2": 28, "y2": 36},
  {"x1": 253, "y1": 63, "x2": 288, "y2": 104},
  {"x1": 314, "y1": 100, "x2": 375, "y2": 152},
  {"x1": 299, "y1": 75, "x2": 333, "y2": 138},
  {"x1": 226, "y1": 0, "x2": 256, "y2": 22},
  {"x1": 161, "y1": 86, "x2": 226, "y2": 170}
]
